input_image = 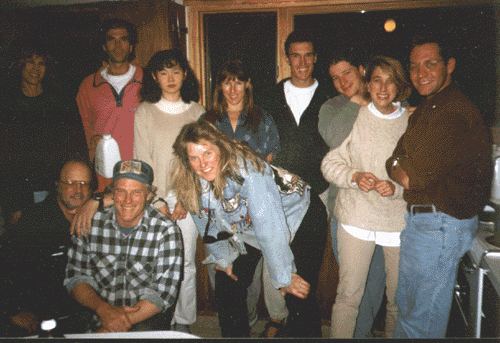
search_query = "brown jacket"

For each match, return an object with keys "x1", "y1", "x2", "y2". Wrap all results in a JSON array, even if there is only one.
[{"x1": 387, "y1": 83, "x2": 491, "y2": 219}]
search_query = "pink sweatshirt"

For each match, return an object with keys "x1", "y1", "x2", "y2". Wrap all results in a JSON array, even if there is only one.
[{"x1": 77, "y1": 64, "x2": 143, "y2": 163}]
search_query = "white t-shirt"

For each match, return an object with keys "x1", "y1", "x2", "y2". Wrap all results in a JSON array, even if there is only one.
[
  {"x1": 284, "y1": 79, "x2": 318, "y2": 124},
  {"x1": 101, "y1": 64, "x2": 136, "y2": 95}
]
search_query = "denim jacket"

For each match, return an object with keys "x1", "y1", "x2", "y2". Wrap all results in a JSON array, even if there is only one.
[{"x1": 192, "y1": 159, "x2": 310, "y2": 289}]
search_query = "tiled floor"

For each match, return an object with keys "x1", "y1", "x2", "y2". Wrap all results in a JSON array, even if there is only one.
[{"x1": 189, "y1": 313, "x2": 331, "y2": 338}]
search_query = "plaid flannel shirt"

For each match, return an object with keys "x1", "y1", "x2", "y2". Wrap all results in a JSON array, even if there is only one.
[{"x1": 64, "y1": 205, "x2": 183, "y2": 326}]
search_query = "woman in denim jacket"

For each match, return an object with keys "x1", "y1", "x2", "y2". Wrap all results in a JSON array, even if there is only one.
[{"x1": 171, "y1": 120, "x2": 327, "y2": 337}]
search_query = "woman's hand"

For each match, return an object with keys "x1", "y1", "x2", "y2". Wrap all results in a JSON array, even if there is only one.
[
  {"x1": 158, "y1": 204, "x2": 171, "y2": 217},
  {"x1": 375, "y1": 180, "x2": 396, "y2": 197},
  {"x1": 70, "y1": 199, "x2": 99, "y2": 237},
  {"x1": 170, "y1": 202, "x2": 188, "y2": 221},
  {"x1": 352, "y1": 172, "x2": 379, "y2": 192},
  {"x1": 280, "y1": 273, "x2": 310, "y2": 299},
  {"x1": 265, "y1": 153, "x2": 274, "y2": 163},
  {"x1": 214, "y1": 264, "x2": 238, "y2": 281}
]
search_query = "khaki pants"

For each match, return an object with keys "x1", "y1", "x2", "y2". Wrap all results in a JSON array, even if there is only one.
[{"x1": 330, "y1": 224, "x2": 400, "y2": 338}]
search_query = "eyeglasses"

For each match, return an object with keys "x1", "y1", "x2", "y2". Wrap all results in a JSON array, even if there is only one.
[
  {"x1": 409, "y1": 59, "x2": 444, "y2": 72},
  {"x1": 202, "y1": 208, "x2": 233, "y2": 244},
  {"x1": 59, "y1": 180, "x2": 91, "y2": 189}
]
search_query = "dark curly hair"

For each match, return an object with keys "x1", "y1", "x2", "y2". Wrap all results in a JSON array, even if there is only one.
[
  {"x1": 101, "y1": 18, "x2": 138, "y2": 62},
  {"x1": 141, "y1": 49, "x2": 200, "y2": 104}
]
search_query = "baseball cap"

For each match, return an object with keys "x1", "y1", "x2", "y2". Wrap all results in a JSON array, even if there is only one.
[{"x1": 113, "y1": 159, "x2": 154, "y2": 185}]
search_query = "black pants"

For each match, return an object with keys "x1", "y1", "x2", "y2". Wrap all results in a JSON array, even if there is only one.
[{"x1": 214, "y1": 192, "x2": 328, "y2": 337}]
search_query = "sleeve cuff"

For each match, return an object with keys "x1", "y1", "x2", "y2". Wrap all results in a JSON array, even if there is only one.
[
  {"x1": 65, "y1": 276, "x2": 99, "y2": 294},
  {"x1": 139, "y1": 289, "x2": 163, "y2": 313}
]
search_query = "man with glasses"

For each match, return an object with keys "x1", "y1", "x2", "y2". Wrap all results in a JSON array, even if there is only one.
[
  {"x1": 386, "y1": 34, "x2": 491, "y2": 338},
  {"x1": 65, "y1": 159, "x2": 183, "y2": 333},
  {"x1": 0, "y1": 159, "x2": 94, "y2": 336}
]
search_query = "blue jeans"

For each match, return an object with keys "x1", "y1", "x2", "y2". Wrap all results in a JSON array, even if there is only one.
[
  {"x1": 330, "y1": 218, "x2": 386, "y2": 338},
  {"x1": 393, "y1": 207, "x2": 477, "y2": 338}
]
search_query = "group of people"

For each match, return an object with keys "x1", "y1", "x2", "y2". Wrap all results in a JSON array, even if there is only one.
[{"x1": 0, "y1": 16, "x2": 491, "y2": 340}]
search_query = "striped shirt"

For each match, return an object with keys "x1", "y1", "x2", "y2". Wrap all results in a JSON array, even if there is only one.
[{"x1": 65, "y1": 205, "x2": 183, "y2": 327}]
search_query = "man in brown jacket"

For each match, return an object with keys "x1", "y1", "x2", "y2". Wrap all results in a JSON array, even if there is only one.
[{"x1": 386, "y1": 34, "x2": 491, "y2": 338}]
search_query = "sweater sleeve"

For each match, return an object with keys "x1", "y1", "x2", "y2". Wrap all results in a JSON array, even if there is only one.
[
  {"x1": 76, "y1": 80, "x2": 96, "y2": 150},
  {"x1": 318, "y1": 97, "x2": 360, "y2": 149},
  {"x1": 321, "y1": 131, "x2": 361, "y2": 190},
  {"x1": 133, "y1": 105, "x2": 166, "y2": 205}
]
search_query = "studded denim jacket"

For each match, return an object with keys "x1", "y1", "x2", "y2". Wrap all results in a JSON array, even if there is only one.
[{"x1": 192, "y1": 159, "x2": 310, "y2": 289}]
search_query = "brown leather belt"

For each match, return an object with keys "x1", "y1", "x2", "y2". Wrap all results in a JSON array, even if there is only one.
[{"x1": 408, "y1": 205, "x2": 435, "y2": 214}]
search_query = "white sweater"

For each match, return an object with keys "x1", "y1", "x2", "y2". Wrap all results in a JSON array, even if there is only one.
[
  {"x1": 321, "y1": 103, "x2": 408, "y2": 232},
  {"x1": 134, "y1": 101, "x2": 205, "y2": 203}
]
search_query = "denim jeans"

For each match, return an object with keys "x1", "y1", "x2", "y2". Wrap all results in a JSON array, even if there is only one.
[
  {"x1": 393, "y1": 207, "x2": 477, "y2": 338},
  {"x1": 330, "y1": 218, "x2": 386, "y2": 338}
]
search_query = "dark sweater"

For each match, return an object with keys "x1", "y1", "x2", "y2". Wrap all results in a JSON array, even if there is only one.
[
  {"x1": 0, "y1": 84, "x2": 89, "y2": 214},
  {"x1": 0, "y1": 194, "x2": 76, "y2": 319},
  {"x1": 260, "y1": 78, "x2": 333, "y2": 194},
  {"x1": 387, "y1": 83, "x2": 491, "y2": 219}
]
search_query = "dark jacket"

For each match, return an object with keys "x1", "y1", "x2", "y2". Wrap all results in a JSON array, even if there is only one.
[
  {"x1": 0, "y1": 194, "x2": 77, "y2": 320},
  {"x1": 260, "y1": 78, "x2": 332, "y2": 194},
  {"x1": 387, "y1": 83, "x2": 491, "y2": 219}
]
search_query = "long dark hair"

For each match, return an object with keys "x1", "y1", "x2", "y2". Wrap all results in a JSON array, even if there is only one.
[
  {"x1": 141, "y1": 49, "x2": 200, "y2": 104},
  {"x1": 14, "y1": 43, "x2": 55, "y2": 91},
  {"x1": 205, "y1": 60, "x2": 262, "y2": 133}
]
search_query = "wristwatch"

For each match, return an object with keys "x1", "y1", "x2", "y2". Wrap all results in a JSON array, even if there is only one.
[
  {"x1": 91, "y1": 192, "x2": 105, "y2": 211},
  {"x1": 392, "y1": 156, "x2": 405, "y2": 170}
]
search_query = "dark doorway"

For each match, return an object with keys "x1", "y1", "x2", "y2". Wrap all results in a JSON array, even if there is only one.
[{"x1": 203, "y1": 11, "x2": 277, "y2": 110}]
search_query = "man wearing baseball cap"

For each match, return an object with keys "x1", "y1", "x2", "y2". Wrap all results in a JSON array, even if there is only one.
[{"x1": 64, "y1": 159, "x2": 183, "y2": 333}]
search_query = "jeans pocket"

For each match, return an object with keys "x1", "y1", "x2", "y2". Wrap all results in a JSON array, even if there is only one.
[{"x1": 412, "y1": 214, "x2": 443, "y2": 231}]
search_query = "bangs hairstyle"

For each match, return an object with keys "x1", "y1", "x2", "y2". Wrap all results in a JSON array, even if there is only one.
[
  {"x1": 171, "y1": 120, "x2": 265, "y2": 214},
  {"x1": 365, "y1": 55, "x2": 412, "y2": 102},
  {"x1": 141, "y1": 49, "x2": 200, "y2": 103},
  {"x1": 206, "y1": 60, "x2": 262, "y2": 133}
]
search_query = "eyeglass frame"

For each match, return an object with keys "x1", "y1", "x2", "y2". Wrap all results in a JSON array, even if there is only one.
[{"x1": 58, "y1": 180, "x2": 91, "y2": 189}]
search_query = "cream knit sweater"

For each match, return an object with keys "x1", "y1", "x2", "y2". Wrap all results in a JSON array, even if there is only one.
[
  {"x1": 321, "y1": 104, "x2": 408, "y2": 232},
  {"x1": 134, "y1": 100, "x2": 205, "y2": 204}
]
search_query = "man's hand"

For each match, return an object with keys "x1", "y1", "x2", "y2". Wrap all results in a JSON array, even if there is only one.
[
  {"x1": 214, "y1": 264, "x2": 238, "y2": 281},
  {"x1": 10, "y1": 311, "x2": 39, "y2": 334},
  {"x1": 70, "y1": 198, "x2": 99, "y2": 237},
  {"x1": 352, "y1": 172, "x2": 379, "y2": 192},
  {"x1": 169, "y1": 202, "x2": 187, "y2": 221},
  {"x1": 95, "y1": 303, "x2": 138, "y2": 332},
  {"x1": 406, "y1": 106, "x2": 417, "y2": 116},
  {"x1": 374, "y1": 180, "x2": 396, "y2": 197},
  {"x1": 280, "y1": 273, "x2": 310, "y2": 299},
  {"x1": 389, "y1": 164, "x2": 410, "y2": 190}
]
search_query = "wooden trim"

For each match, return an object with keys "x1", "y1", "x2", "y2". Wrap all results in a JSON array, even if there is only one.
[
  {"x1": 185, "y1": 0, "x2": 492, "y2": 10},
  {"x1": 187, "y1": 0, "x2": 495, "y2": 107}
]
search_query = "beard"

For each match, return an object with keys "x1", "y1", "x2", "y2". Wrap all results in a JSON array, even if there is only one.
[{"x1": 57, "y1": 189, "x2": 89, "y2": 210}]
